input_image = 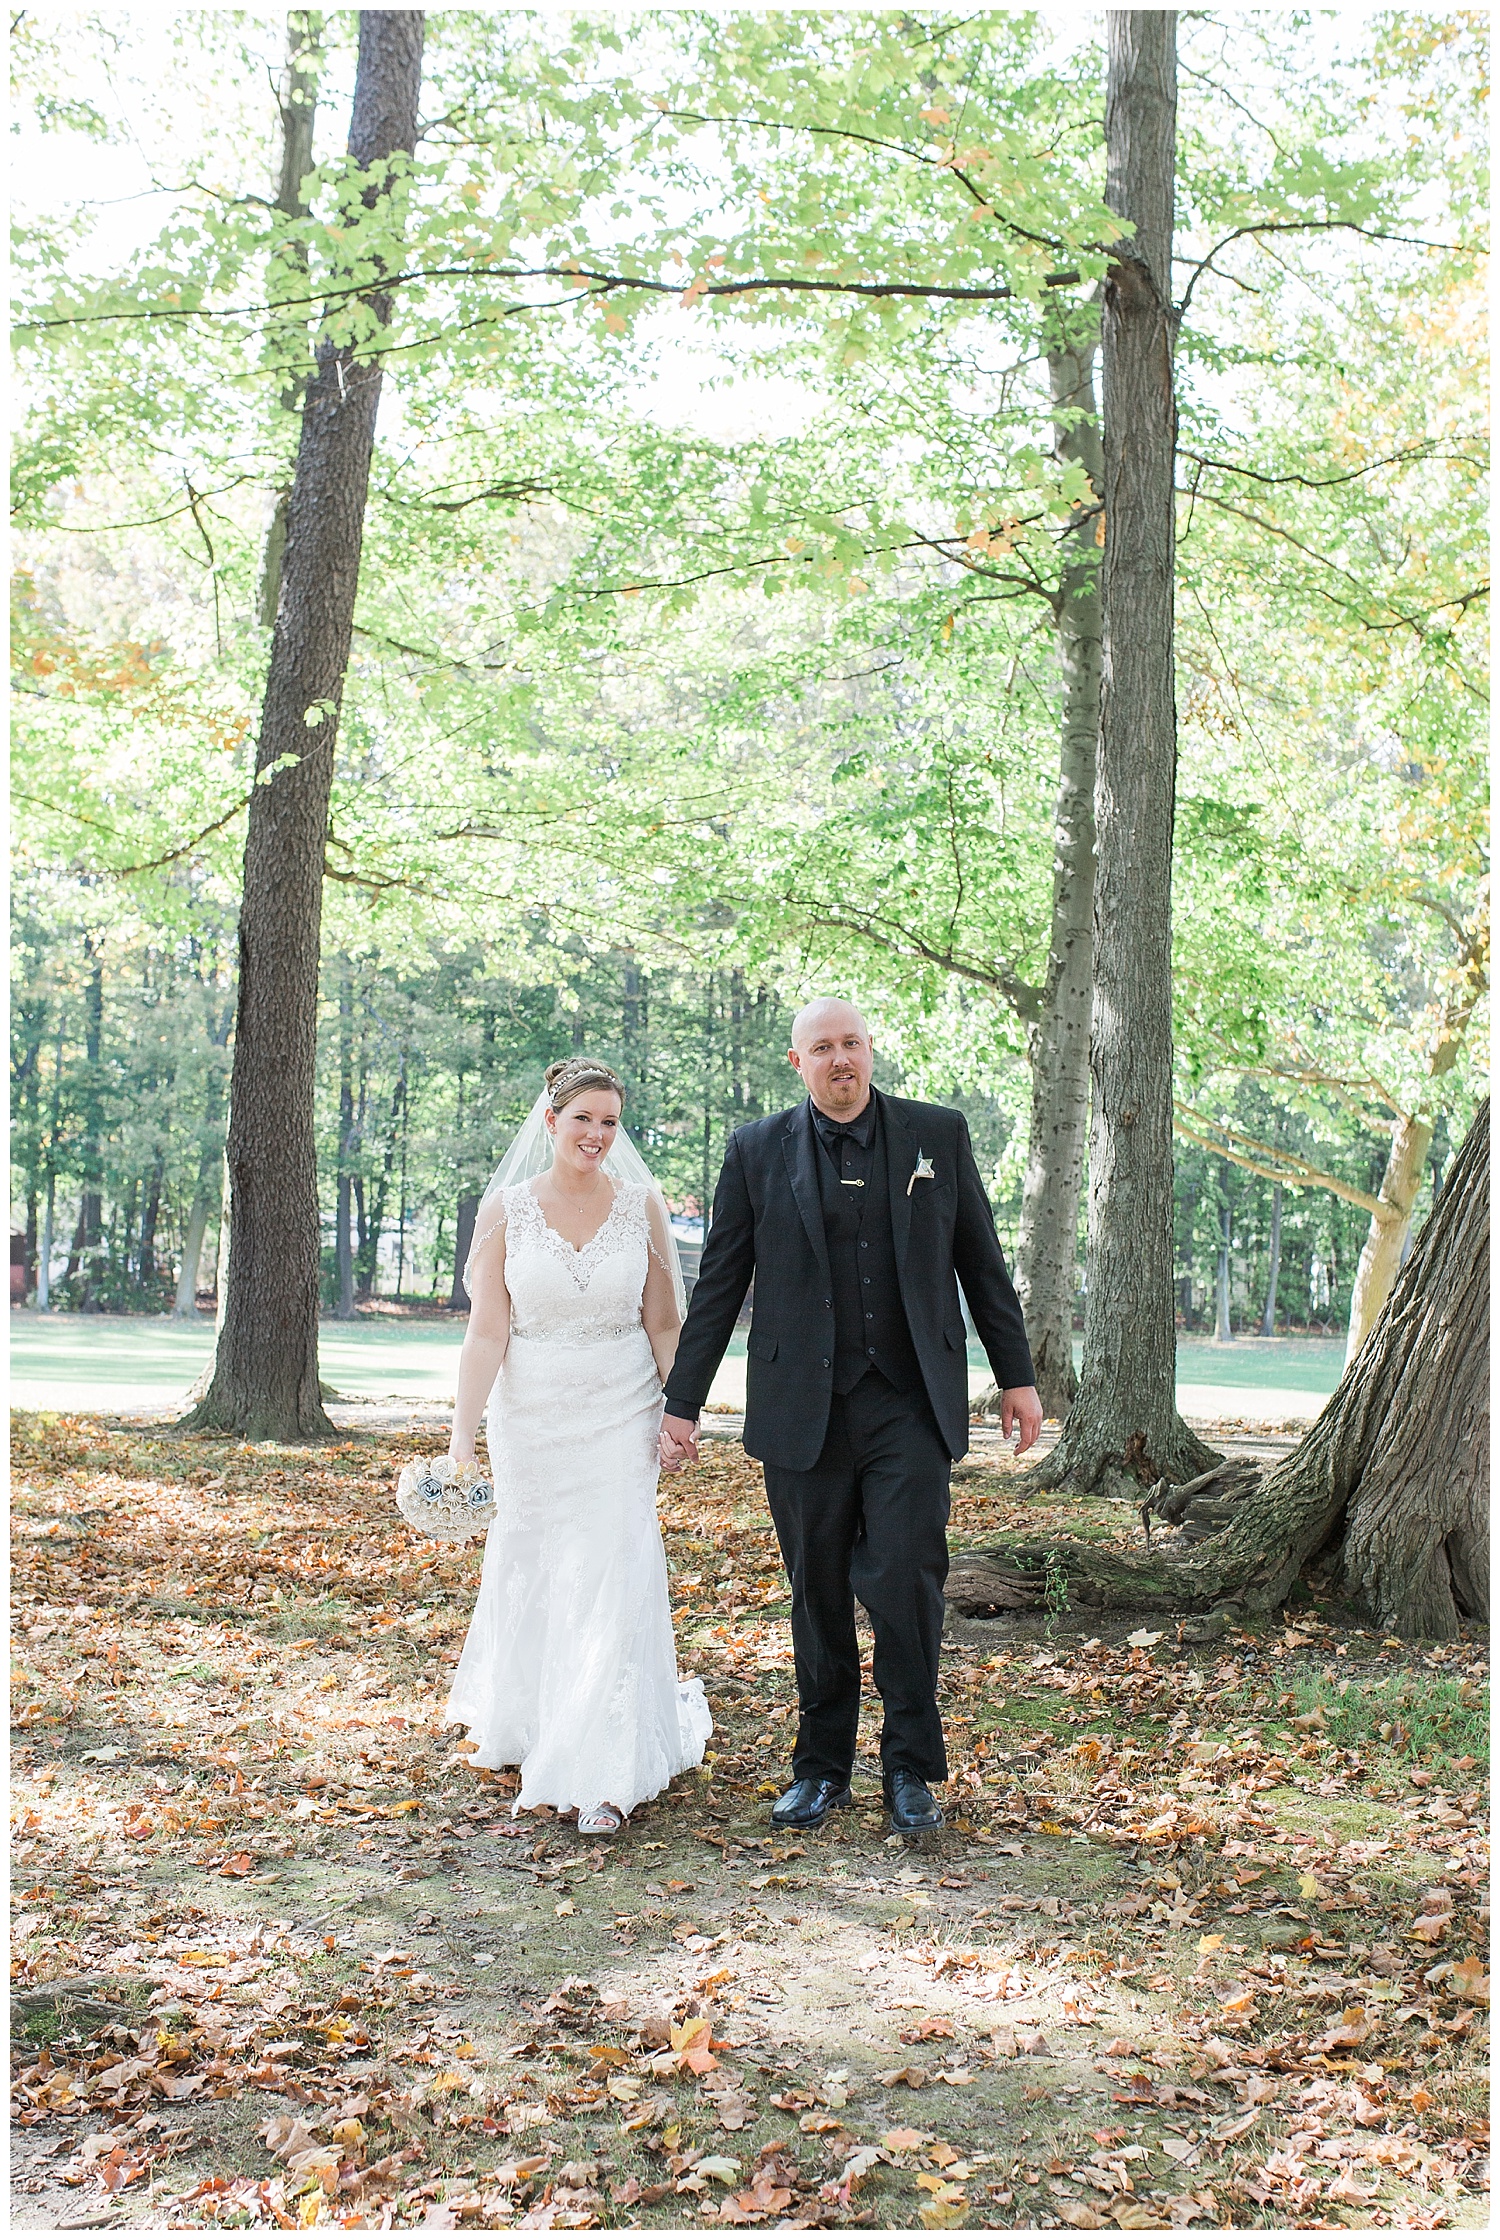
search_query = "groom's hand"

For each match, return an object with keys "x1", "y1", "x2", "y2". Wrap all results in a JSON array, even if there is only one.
[
  {"x1": 1001, "y1": 1385, "x2": 1043, "y2": 1456},
  {"x1": 659, "y1": 1412, "x2": 701, "y2": 1472}
]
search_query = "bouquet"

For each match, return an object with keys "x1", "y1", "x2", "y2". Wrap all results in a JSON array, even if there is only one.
[{"x1": 395, "y1": 1454, "x2": 496, "y2": 1544}]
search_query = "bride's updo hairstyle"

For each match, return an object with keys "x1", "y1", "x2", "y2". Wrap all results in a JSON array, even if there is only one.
[{"x1": 546, "y1": 1057, "x2": 625, "y2": 1113}]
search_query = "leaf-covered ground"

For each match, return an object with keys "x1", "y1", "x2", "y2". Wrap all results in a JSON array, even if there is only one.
[{"x1": 10, "y1": 1411, "x2": 1489, "y2": 2231}]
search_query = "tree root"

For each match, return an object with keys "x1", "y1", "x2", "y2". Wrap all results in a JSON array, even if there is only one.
[{"x1": 957, "y1": 1105, "x2": 1489, "y2": 1635}]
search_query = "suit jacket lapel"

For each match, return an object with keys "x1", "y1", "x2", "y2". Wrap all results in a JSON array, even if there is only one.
[
  {"x1": 782, "y1": 1102, "x2": 832, "y2": 1285},
  {"x1": 882, "y1": 1091, "x2": 915, "y2": 1271}
]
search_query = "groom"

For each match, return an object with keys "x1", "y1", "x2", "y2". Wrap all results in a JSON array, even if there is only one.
[{"x1": 660, "y1": 999, "x2": 1041, "y2": 1836}]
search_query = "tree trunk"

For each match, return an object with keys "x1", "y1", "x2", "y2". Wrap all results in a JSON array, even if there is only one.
[
  {"x1": 1033, "y1": 10, "x2": 1218, "y2": 1497},
  {"x1": 1014, "y1": 312, "x2": 1102, "y2": 1423},
  {"x1": 77, "y1": 935, "x2": 105, "y2": 1306},
  {"x1": 1213, "y1": 1180, "x2": 1233, "y2": 1343},
  {"x1": 334, "y1": 969, "x2": 357, "y2": 1317},
  {"x1": 1260, "y1": 1181, "x2": 1282, "y2": 1337},
  {"x1": 451, "y1": 1192, "x2": 479, "y2": 1311},
  {"x1": 1343, "y1": 1110, "x2": 1433, "y2": 1367},
  {"x1": 256, "y1": 9, "x2": 324, "y2": 627},
  {"x1": 173, "y1": 1185, "x2": 213, "y2": 1317},
  {"x1": 187, "y1": 12, "x2": 424, "y2": 1441},
  {"x1": 37, "y1": 1177, "x2": 55, "y2": 1313},
  {"x1": 958, "y1": 1102, "x2": 1488, "y2": 1640},
  {"x1": 37, "y1": 1024, "x2": 63, "y2": 1312},
  {"x1": 359, "y1": 1064, "x2": 406, "y2": 1299},
  {"x1": 138, "y1": 1150, "x2": 165, "y2": 1287}
]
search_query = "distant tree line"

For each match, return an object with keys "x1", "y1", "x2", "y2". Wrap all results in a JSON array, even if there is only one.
[{"x1": 12, "y1": 904, "x2": 1419, "y2": 1337}]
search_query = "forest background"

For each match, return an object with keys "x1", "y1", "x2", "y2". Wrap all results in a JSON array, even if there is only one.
[{"x1": 10, "y1": 7, "x2": 1487, "y2": 1368}]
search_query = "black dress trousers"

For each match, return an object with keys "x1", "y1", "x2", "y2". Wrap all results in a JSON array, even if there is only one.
[{"x1": 761, "y1": 1368, "x2": 952, "y2": 1788}]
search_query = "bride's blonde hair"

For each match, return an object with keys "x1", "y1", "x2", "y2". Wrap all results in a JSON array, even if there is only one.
[{"x1": 546, "y1": 1057, "x2": 625, "y2": 1112}]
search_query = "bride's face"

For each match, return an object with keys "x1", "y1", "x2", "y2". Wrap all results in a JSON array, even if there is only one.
[{"x1": 546, "y1": 1091, "x2": 622, "y2": 1177}]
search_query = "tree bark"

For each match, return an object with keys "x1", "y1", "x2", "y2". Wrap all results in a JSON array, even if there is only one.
[
  {"x1": 1033, "y1": 11, "x2": 1218, "y2": 1497},
  {"x1": 1214, "y1": 1176, "x2": 1233, "y2": 1343},
  {"x1": 257, "y1": 9, "x2": 324, "y2": 627},
  {"x1": 451, "y1": 1192, "x2": 479, "y2": 1311},
  {"x1": 334, "y1": 967, "x2": 357, "y2": 1317},
  {"x1": 1343, "y1": 1111, "x2": 1432, "y2": 1365},
  {"x1": 37, "y1": 1177, "x2": 54, "y2": 1313},
  {"x1": 1014, "y1": 312, "x2": 1102, "y2": 1422},
  {"x1": 76, "y1": 935, "x2": 105, "y2": 1306},
  {"x1": 187, "y1": 11, "x2": 424, "y2": 1441},
  {"x1": 1260, "y1": 1180, "x2": 1282, "y2": 1337},
  {"x1": 173, "y1": 1185, "x2": 213, "y2": 1317},
  {"x1": 957, "y1": 1102, "x2": 1488, "y2": 1640},
  {"x1": 138, "y1": 1150, "x2": 164, "y2": 1287}
]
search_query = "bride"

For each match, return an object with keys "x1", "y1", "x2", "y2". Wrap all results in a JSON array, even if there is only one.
[{"x1": 445, "y1": 1058, "x2": 712, "y2": 1836}]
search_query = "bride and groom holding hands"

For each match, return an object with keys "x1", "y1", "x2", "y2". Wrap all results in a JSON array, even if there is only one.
[{"x1": 444, "y1": 998, "x2": 1042, "y2": 1840}]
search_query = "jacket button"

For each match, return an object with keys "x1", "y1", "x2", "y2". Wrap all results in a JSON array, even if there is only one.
[
  {"x1": 821, "y1": 1358, "x2": 830, "y2": 1369},
  {"x1": 824, "y1": 1299, "x2": 832, "y2": 1309}
]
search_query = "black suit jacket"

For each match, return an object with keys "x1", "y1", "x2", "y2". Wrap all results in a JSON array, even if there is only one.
[{"x1": 663, "y1": 1090, "x2": 1034, "y2": 1470}]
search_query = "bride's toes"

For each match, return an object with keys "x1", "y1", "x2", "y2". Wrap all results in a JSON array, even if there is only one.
[{"x1": 577, "y1": 1803, "x2": 624, "y2": 1837}]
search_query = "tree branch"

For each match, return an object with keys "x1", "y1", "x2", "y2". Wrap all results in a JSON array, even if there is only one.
[{"x1": 1172, "y1": 1102, "x2": 1387, "y2": 1216}]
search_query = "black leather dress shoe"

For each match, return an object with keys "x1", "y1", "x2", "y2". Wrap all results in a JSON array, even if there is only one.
[
  {"x1": 886, "y1": 1769, "x2": 944, "y2": 1834},
  {"x1": 770, "y1": 1777, "x2": 853, "y2": 1831}
]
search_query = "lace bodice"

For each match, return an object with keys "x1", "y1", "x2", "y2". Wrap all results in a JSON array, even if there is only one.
[{"x1": 499, "y1": 1180, "x2": 650, "y2": 1343}]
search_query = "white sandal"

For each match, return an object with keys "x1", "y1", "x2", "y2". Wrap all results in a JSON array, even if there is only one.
[{"x1": 577, "y1": 1804, "x2": 624, "y2": 1837}]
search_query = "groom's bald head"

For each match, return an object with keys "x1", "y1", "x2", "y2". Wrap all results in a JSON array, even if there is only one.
[
  {"x1": 788, "y1": 998, "x2": 874, "y2": 1119},
  {"x1": 791, "y1": 996, "x2": 870, "y2": 1050}
]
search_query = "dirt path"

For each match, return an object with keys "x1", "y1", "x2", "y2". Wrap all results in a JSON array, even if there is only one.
[{"x1": 10, "y1": 1413, "x2": 1489, "y2": 2230}]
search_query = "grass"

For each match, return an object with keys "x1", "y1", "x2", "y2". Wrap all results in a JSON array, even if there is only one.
[{"x1": 1216, "y1": 1665, "x2": 1489, "y2": 1769}]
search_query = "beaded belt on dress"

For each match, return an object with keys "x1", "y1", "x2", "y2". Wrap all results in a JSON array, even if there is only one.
[{"x1": 510, "y1": 1322, "x2": 642, "y2": 1344}]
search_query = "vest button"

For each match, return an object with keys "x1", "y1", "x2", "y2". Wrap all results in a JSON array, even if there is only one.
[{"x1": 821, "y1": 1358, "x2": 830, "y2": 1369}]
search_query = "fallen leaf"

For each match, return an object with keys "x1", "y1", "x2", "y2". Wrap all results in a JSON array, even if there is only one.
[{"x1": 1449, "y1": 1954, "x2": 1489, "y2": 2004}]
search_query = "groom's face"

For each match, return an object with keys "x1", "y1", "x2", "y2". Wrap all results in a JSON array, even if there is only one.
[{"x1": 788, "y1": 1005, "x2": 874, "y2": 1119}]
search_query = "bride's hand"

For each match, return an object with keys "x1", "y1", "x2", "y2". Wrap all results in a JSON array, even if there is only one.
[
  {"x1": 448, "y1": 1436, "x2": 478, "y2": 1474},
  {"x1": 658, "y1": 1415, "x2": 699, "y2": 1473}
]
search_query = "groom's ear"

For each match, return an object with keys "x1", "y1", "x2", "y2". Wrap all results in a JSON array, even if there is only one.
[{"x1": 787, "y1": 1049, "x2": 803, "y2": 1074}]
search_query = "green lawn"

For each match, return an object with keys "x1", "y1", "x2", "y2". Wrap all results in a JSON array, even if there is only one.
[{"x1": 10, "y1": 1310, "x2": 1346, "y2": 1422}]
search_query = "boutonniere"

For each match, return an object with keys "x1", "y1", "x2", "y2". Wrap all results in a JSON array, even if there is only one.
[{"x1": 907, "y1": 1152, "x2": 936, "y2": 1196}]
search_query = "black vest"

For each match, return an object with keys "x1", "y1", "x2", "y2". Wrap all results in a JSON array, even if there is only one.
[{"x1": 817, "y1": 1109, "x2": 923, "y2": 1395}]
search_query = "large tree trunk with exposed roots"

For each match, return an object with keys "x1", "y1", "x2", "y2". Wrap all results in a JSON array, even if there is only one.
[
  {"x1": 186, "y1": 13, "x2": 424, "y2": 1442},
  {"x1": 953, "y1": 1101, "x2": 1488, "y2": 1640}
]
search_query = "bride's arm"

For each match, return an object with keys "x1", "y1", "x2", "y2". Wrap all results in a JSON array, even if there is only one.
[
  {"x1": 641, "y1": 1196, "x2": 682, "y2": 1386},
  {"x1": 449, "y1": 1220, "x2": 511, "y2": 1469}
]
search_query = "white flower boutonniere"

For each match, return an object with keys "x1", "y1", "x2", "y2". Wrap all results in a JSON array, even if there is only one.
[{"x1": 907, "y1": 1152, "x2": 936, "y2": 1196}]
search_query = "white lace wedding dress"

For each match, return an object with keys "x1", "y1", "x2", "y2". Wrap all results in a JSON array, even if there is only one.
[{"x1": 446, "y1": 1179, "x2": 712, "y2": 1815}]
